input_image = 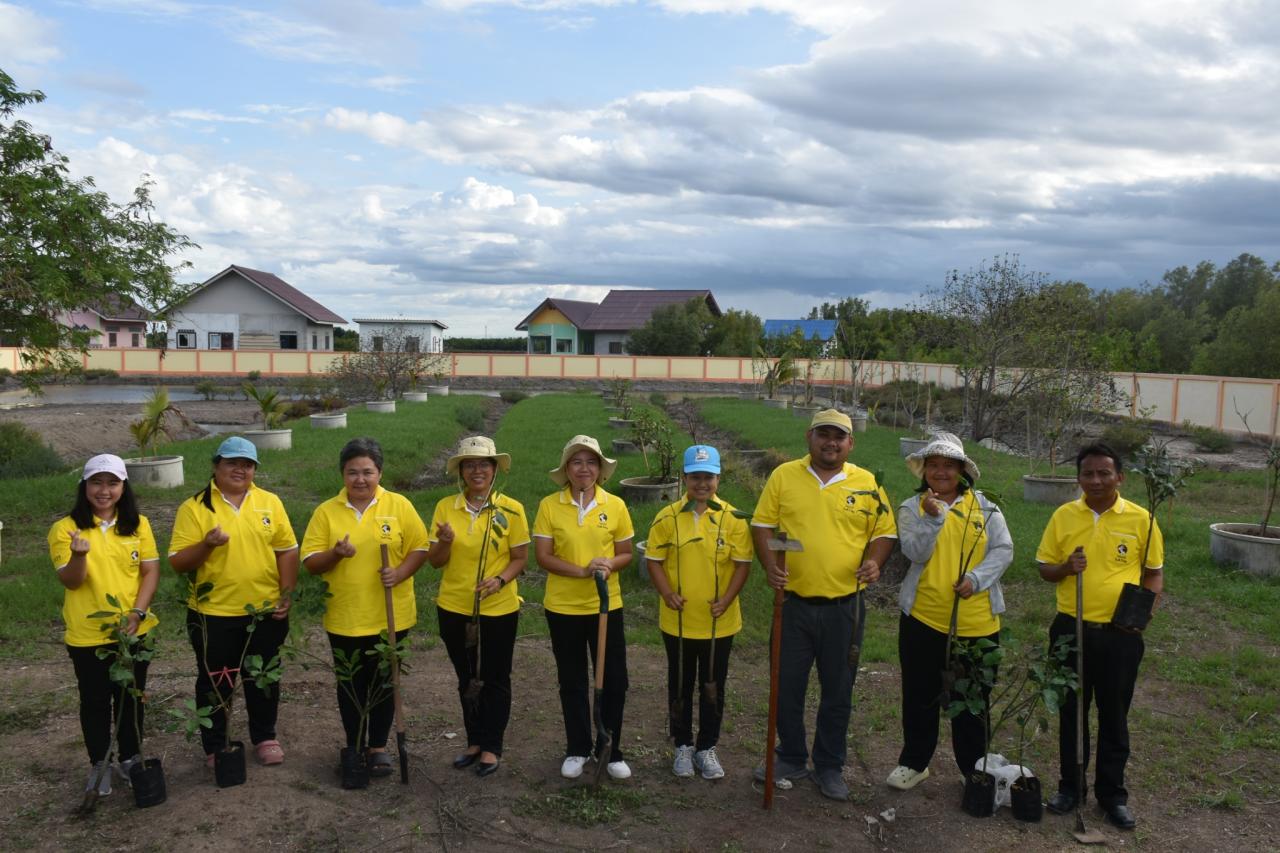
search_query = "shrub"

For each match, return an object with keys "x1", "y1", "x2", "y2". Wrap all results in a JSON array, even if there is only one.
[
  {"x1": 0, "y1": 422, "x2": 66, "y2": 479},
  {"x1": 499, "y1": 390, "x2": 529, "y2": 404},
  {"x1": 83, "y1": 368, "x2": 119, "y2": 381},
  {"x1": 455, "y1": 399, "x2": 486, "y2": 431},
  {"x1": 0, "y1": 367, "x2": 11, "y2": 379},
  {"x1": 282, "y1": 401, "x2": 313, "y2": 420},
  {"x1": 246, "y1": 370, "x2": 262, "y2": 382},
  {"x1": 648, "y1": 392, "x2": 668, "y2": 407},
  {"x1": 195, "y1": 380, "x2": 218, "y2": 400},
  {"x1": 1101, "y1": 422, "x2": 1150, "y2": 458},
  {"x1": 1185, "y1": 423, "x2": 1233, "y2": 454}
]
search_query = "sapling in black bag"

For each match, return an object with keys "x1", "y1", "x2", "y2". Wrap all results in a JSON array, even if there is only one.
[{"x1": 1111, "y1": 583, "x2": 1155, "y2": 631}]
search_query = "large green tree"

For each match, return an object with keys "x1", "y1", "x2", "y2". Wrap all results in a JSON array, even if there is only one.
[{"x1": 1, "y1": 70, "x2": 195, "y2": 386}]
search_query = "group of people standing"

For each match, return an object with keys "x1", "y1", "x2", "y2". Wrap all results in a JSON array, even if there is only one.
[{"x1": 50, "y1": 406, "x2": 1163, "y2": 830}]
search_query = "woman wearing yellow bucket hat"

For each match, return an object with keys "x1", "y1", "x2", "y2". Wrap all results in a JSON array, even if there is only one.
[
  {"x1": 425, "y1": 436, "x2": 529, "y2": 778},
  {"x1": 533, "y1": 434, "x2": 635, "y2": 780}
]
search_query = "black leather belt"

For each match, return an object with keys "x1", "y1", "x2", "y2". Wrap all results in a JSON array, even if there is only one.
[{"x1": 788, "y1": 591, "x2": 858, "y2": 606}]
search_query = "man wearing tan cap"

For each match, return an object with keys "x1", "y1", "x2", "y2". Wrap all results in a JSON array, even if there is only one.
[{"x1": 751, "y1": 408, "x2": 897, "y2": 800}]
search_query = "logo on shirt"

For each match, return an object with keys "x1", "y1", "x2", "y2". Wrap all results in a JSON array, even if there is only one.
[
  {"x1": 377, "y1": 517, "x2": 398, "y2": 541},
  {"x1": 716, "y1": 536, "x2": 725, "y2": 548},
  {"x1": 260, "y1": 515, "x2": 272, "y2": 529},
  {"x1": 1116, "y1": 542, "x2": 1129, "y2": 562},
  {"x1": 597, "y1": 512, "x2": 609, "y2": 528},
  {"x1": 130, "y1": 549, "x2": 139, "y2": 562}
]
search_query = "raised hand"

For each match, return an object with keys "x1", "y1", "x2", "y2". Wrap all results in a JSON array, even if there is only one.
[
  {"x1": 69, "y1": 530, "x2": 91, "y2": 555},
  {"x1": 922, "y1": 488, "x2": 945, "y2": 517},
  {"x1": 435, "y1": 521, "x2": 455, "y2": 544},
  {"x1": 204, "y1": 525, "x2": 230, "y2": 548},
  {"x1": 333, "y1": 534, "x2": 356, "y2": 559}
]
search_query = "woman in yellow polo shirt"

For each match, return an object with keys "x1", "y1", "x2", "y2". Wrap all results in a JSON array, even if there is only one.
[
  {"x1": 426, "y1": 436, "x2": 529, "y2": 778},
  {"x1": 301, "y1": 436, "x2": 429, "y2": 780},
  {"x1": 169, "y1": 436, "x2": 299, "y2": 769},
  {"x1": 646, "y1": 445, "x2": 751, "y2": 781},
  {"x1": 49, "y1": 454, "x2": 160, "y2": 797},
  {"x1": 534, "y1": 435, "x2": 635, "y2": 781},
  {"x1": 886, "y1": 432, "x2": 1012, "y2": 791}
]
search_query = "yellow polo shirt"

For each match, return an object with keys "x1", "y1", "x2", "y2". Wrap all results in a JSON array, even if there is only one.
[
  {"x1": 647, "y1": 494, "x2": 751, "y2": 639},
  {"x1": 430, "y1": 492, "x2": 530, "y2": 618},
  {"x1": 533, "y1": 485, "x2": 634, "y2": 615},
  {"x1": 300, "y1": 486, "x2": 430, "y2": 636},
  {"x1": 753, "y1": 456, "x2": 897, "y2": 598},
  {"x1": 1036, "y1": 495, "x2": 1164, "y2": 623},
  {"x1": 909, "y1": 491, "x2": 999, "y2": 637},
  {"x1": 49, "y1": 515, "x2": 160, "y2": 647},
  {"x1": 170, "y1": 482, "x2": 298, "y2": 617}
]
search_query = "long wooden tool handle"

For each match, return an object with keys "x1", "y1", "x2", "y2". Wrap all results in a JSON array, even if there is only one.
[
  {"x1": 763, "y1": 537, "x2": 787, "y2": 809},
  {"x1": 594, "y1": 571, "x2": 609, "y2": 690},
  {"x1": 382, "y1": 544, "x2": 405, "y2": 731}
]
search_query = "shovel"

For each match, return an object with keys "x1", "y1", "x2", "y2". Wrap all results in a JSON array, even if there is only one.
[
  {"x1": 463, "y1": 590, "x2": 484, "y2": 711},
  {"x1": 381, "y1": 544, "x2": 410, "y2": 784},
  {"x1": 592, "y1": 570, "x2": 613, "y2": 785},
  {"x1": 703, "y1": 569, "x2": 720, "y2": 710},
  {"x1": 1072, "y1": 562, "x2": 1105, "y2": 845},
  {"x1": 763, "y1": 532, "x2": 803, "y2": 809}
]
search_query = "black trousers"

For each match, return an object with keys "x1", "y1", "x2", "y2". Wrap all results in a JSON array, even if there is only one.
[
  {"x1": 327, "y1": 629, "x2": 409, "y2": 750},
  {"x1": 546, "y1": 608, "x2": 628, "y2": 762},
  {"x1": 438, "y1": 607, "x2": 518, "y2": 756},
  {"x1": 67, "y1": 641, "x2": 150, "y2": 764},
  {"x1": 662, "y1": 631, "x2": 733, "y2": 750},
  {"x1": 1050, "y1": 613, "x2": 1145, "y2": 806},
  {"x1": 897, "y1": 612, "x2": 998, "y2": 776},
  {"x1": 186, "y1": 608, "x2": 289, "y2": 754}
]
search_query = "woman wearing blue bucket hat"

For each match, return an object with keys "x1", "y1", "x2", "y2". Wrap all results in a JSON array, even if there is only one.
[
  {"x1": 169, "y1": 435, "x2": 299, "y2": 773},
  {"x1": 646, "y1": 445, "x2": 752, "y2": 781}
]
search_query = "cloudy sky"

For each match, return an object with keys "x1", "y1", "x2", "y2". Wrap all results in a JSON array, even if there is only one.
[{"x1": 5, "y1": 1, "x2": 1278, "y2": 336}]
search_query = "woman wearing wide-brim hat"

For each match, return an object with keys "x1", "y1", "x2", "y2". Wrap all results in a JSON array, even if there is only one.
[
  {"x1": 533, "y1": 434, "x2": 635, "y2": 780},
  {"x1": 425, "y1": 436, "x2": 530, "y2": 777},
  {"x1": 886, "y1": 432, "x2": 1012, "y2": 792},
  {"x1": 169, "y1": 436, "x2": 299, "y2": 769}
]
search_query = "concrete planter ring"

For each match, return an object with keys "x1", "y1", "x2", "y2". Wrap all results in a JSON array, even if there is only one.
[
  {"x1": 632, "y1": 540, "x2": 651, "y2": 587},
  {"x1": 426, "y1": 384, "x2": 450, "y2": 397},
  {"x1": 311, "y1": 412, "x2": 347, "y2": 429},
  {"x1": 899, "y1": 437, "x2": 929, "y2": 458},
  {"x1": 792, "y1": 404, "x2": 822, "y2": 419},
  {"x1": 1210, "y1": 523, "x2": 1280, "y2": 578},
  {"x1": 1022, "y1": 475, "x2": 1080, "y2": 506},
  {"x1": 244, "y1": 429, "x2": 292, "y2": 452},
  {"x1": 366, "y1": 400, "x2": 397, "y2": 414},
  {"x1": 402, "y1": 391, "x2": 430, "y2": 403},
  {"x1": 612, "y1": 438, "x2": 642, "y2": 455},
  {"x1": 124, "y1": 455, "x2": 185, "y2": 489},
  {"x1": 850, "y1": 415, "x2": 868, "y2": 433},
  {"x1": 618, "y1": 477, "x2": 680, "y2": 505},
  {"x1": 761, "y1": 398, "x2": 788, "y2": 410},
  {"x1": 608, "y1": 418, "x2": 635, "y2": 430}
]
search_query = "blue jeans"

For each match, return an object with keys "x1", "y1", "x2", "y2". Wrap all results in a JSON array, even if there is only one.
[{"x1": 775, "y1": 591, "x2": 865, "y2": 771}]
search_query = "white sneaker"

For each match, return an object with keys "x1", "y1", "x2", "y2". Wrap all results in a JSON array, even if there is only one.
[
  {"x1": 607, "y1": 760, "x2": 632, "y2": 780},
  {"x1": 85, "y1": 761, "x2": 111, "y2": 797},
  {"x1": 672, "y1": 745, "x2": 695, "y2": 778},
  {"x1": 694, "y1": 747, "x2": 725, "y2": 780},
  {"x1": 118, "y1": 754, "x2": 142, "y2": 787},
  {"x1": 885, "y1": 765, "x2": 930, "y2": 790},
  {"x1": 560, "y1": 755, "x2": 589, "y2": 779}
]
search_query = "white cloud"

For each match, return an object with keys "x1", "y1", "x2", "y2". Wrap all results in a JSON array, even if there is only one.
[
  {"x1": 170, "y1": 108, "x2": 265, "y2": 124},
  {"x1": 0, "y1": 2, "x2": 60, "y2": 66}
]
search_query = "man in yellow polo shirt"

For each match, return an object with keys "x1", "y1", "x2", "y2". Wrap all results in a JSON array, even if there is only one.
[
  {"x1": 1037, "y1": 442, "x2": 1164, "y2": 831},
  {"x1": 751, "y1": 409, "x2": 896, "y2": 801}
]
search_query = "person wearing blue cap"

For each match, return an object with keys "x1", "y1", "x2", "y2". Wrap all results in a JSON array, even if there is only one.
[
  {"x1": 170, "y1": 436, "x2": 299, "y2": 770},
  {"x1": 646, "y1": 445, "x2": 752, "y2": 780}
]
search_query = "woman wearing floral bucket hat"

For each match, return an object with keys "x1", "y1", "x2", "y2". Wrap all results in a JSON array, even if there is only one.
[
  {"x1": 169, "y1": 436, "x2": 299, "y2": 771},
  {"x1": 886, "y1": 432, "x2": 1012, "y2": 792},
  {"x1": 646, "y1": 444, "x2": 752, "y2": 781},
  {"x1": 533, "y1": 434, "x2": 635, "y2": 780},
  {"x1": 425, "y1": 435, "x2": 530, "y2": 778}
]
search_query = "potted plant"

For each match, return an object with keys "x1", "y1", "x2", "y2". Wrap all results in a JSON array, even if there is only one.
[
  {"x1": 947, "y1": 635, "x2": 1077, "y2": 819},
  {"x1": 756, "y1": 348, "x2": 798, "y2": 410},
  {"x1": 608, "y1": 395, "x2": 636, "y2": 429},
  {"x1": 1210, "y1": 407, "x2": 1280, "y2": 577},
  {"x1": 792, "y1": 361, "x2": 822, "y2": 418},
  {"x1": 242, "y1": 382, "x2": 292, "y2": 451},
  {"x1": 366, "y1": 379, "x2": 396, "y2": 413},
  {"x1": 619, "y1": 409, "x2": 680, "y2": 504},
  {"x1": 123, "y1": 386, "x2": 185, "y2": 488},
  {"x1": 898, "y1": 380, "x2": 932, "y2": 457},
  {"x1": 79, "y1": 596, "x2": 165, "y2": 812},
  {"x1": 175, "y1": 581, "x2": 282, "y2": 788},
  {"x1": 403, "y1": 366, "x2": 429, "y2": 403},
  {"x1": 426, "y1": 361, "x2": 451, "y2": 396},
  {"x1": 310, "y1": 394, "x2": 348, "y2": 429}
]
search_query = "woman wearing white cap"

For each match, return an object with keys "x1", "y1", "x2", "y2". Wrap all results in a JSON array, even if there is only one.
[
  {"x1": 886, "y1": 433, "x2": 1012, "y2": 792},
  {"x1": 169, "y1": 436, "x2": 299, "y2": 769},
  {"x1": 647, "y1": 444, "x2": 752, "y2": 780},
  {"x1": 49, "y1": 454, "x2": 160, "y2": 797},
  {"x1": 533, "y1": 434, "x2": 635, "y2": 780},
  {"x1": 300, "y1": 437, "x2": 430, "y2": 780},
  {"x1": 425, "y1": 435, "x2": 530, "y2": 777}
]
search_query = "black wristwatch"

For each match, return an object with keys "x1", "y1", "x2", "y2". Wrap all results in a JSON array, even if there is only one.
[
  {"x1": 496, "y1": 576, "x2": 507, "y2": 588},
  {"x1": 129, "y1": 608, "x2": 147, "y2": 619}
]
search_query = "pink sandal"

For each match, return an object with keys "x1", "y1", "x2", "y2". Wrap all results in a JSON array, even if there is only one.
[{"x1": 255, "y1": 740, "x2": 285, "y2": 766}]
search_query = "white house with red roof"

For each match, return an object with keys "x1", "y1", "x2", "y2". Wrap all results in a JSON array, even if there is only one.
[{"x1": 165, "y1": 265, "x2": 347, "y2": 351}]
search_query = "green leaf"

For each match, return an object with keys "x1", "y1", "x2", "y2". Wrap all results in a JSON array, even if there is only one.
[
  {"x1": 493, "y1": 511, "x2": 508, "y2": 529},
  {"x1": 86, "y1": 610, "x2": 116, "y2": 619},
  {"x1": 106, "y1": 593, "x2": 121, "y2": 609}
]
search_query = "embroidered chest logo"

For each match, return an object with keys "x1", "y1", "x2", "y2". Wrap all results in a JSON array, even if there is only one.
[
  {"x1": 260, "y1": 515, "x2": 272, "y2": 529},
  {"x1": 597, "y1": 512, "x2": 609, "y2": 528},
  {"x1": 381, "y1": 522, "x2": 392, "y2": 535},
  {"x1": 1116, "y1": 542, "x2": 1129, "y2": 561},
  {"x1": 130, "y1": 549, "x2": 140, "y2": 561},
  {"x1": 716, "y1": 537, "x2": 725, "y2": 548}
]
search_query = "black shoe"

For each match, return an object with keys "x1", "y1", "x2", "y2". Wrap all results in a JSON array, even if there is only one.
[
  {"x1": 1103, "y1": 803, "x2": 1136, "y2": 830},
  {"x1": 1046, "y1": 790, "x2": 1079, "y2": 815},
  {"x1": 453, "y1": 752, "x2": 480, "y2": 770},
  {"x1": 475, "y1": 760, "x2": 500, "y2": 778}
]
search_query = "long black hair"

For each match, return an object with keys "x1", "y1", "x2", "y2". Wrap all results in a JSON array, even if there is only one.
[{"x1": 71, "y1": 478, "x2": 141, "y2": 536}]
